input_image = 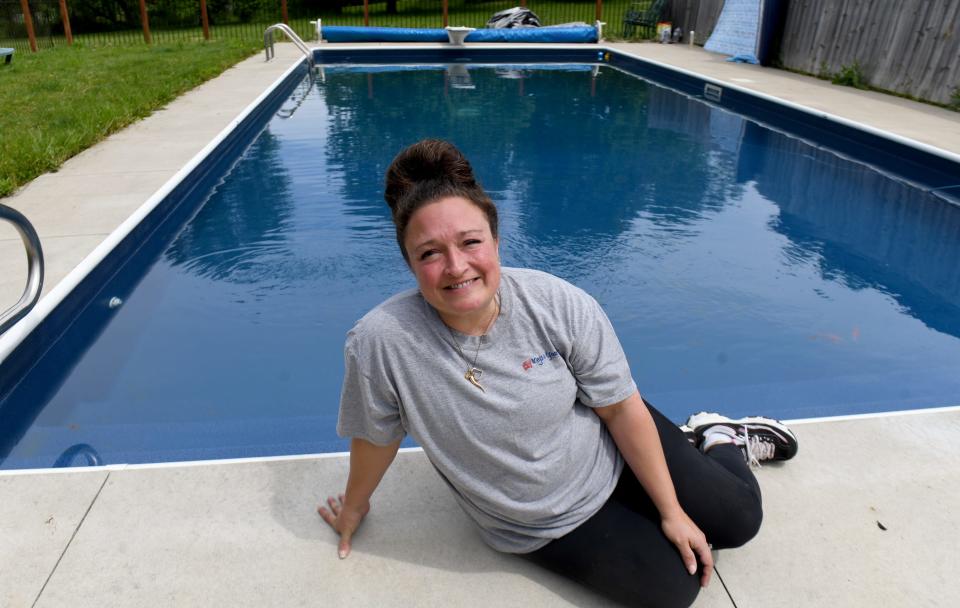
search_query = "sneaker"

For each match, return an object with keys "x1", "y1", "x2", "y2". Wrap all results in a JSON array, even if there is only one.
[
  {"x1": 700, "y1": 425, "x2": 739, "y2": 452},
  {"x1": 686, "y1": 412, "x2": 799, "y2": 465},
  {"x1": 679, "y1": 424, "x2": 697, "y2": 446}
]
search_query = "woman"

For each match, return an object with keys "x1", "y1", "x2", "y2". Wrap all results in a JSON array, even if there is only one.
[{"x1": 318, "y1": 139, "x2": 798, "y2": 608}]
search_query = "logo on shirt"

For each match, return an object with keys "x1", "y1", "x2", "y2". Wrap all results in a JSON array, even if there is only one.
[{"x1": 522, "y1": 351, "x2": 561, "y2": 371}]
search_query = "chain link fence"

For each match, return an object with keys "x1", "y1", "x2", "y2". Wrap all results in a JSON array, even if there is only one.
[{"x1": 2, "y1": 0, "x2": 649, "y2": 51}]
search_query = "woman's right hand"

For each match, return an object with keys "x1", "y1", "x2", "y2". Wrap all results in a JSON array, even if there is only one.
[{"x1": 318, "y1": 493, "x2": 370, "y2": 559}]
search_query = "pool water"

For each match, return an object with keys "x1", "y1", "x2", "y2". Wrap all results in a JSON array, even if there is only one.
[{"x1": 2, "y1": 64, "x2": 959, "y2": 469}]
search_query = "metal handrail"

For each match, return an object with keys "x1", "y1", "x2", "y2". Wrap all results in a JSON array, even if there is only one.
[
  {"x1": 0, "y1": 202, "x2": 44, "y2": 335},
  {"x1": 264, "y1": 23, "x2": 315, "y2": 68}
]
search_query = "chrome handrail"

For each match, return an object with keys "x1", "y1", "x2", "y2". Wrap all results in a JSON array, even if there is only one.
[
  {"x1": 264, "y1": 23, "x2": 315, "y2": 68},
  {"x1": 0, "y1": 202, "x2": 44, "y2": 335}
]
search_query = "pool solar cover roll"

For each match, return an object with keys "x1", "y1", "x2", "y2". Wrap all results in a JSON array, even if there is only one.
[
  {"x1": 321, "y1": 25, "x2": 598, "y2": 43},
  {"x1": 321, "y1": 27, "x2": 449, "y2": 42},
  {"x1": 468, "y1": 26, "x2": 598, "y2": 43}
]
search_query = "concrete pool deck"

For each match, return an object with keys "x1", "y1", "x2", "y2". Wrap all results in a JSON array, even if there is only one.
[{"x1": 2, "y1": 42, "x2": 960, "y2": 606}]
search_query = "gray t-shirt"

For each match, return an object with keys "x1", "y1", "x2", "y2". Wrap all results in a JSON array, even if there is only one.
[{"x1": 337, "y1": 267, "x2": 637, "y2": 553}]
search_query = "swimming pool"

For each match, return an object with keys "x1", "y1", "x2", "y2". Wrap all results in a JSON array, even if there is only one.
[{"x1": 1, "y1": 46, "x2": 959, "y2": 470}]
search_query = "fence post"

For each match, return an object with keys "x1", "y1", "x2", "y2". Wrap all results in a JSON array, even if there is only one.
[
  {"x1": 58, "y1": 0, "x2": 73, "y2": 45},
  {"x1": 200, "y1": 0, "x2": 210, "y2": 39},
  {"x1": 18, "y1": 0, "x2": 38, "y2": 52},
  {"x1": 442, "y1": 0, "x2": 448, "y2": 27},
  {"x1": 363, "y1": 0, "x2": 369, "y2": 27},
  {"x1": 138, "y1": 0, "x2": 152, "y2": 44},
  {"x1": 595, "y1": 0, "x2": 602, "y2": 23},
  {"x1": 281, "y1": 0, "x2": 289, "y2": 24}
]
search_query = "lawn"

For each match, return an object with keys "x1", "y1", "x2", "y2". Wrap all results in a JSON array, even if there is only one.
[{"x1": 0, "y1": 40, "x2": 260, "y2": 198}]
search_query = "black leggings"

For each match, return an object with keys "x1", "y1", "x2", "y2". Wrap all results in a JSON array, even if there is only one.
[{"x1": 523, "y1": 401, "x2": 763, "y2": 608}]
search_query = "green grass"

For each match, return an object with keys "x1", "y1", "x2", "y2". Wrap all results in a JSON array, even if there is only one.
[
  {"x1": 830, "y1": 61, "x2": 868, "y2": 90},
  {"x1": 0, "y1": 39, "x2": 259, "y2": 198}
]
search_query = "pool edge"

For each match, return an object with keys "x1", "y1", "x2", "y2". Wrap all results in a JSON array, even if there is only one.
[{"x1": 0, "y1": 56, "x2": 309, "y2": 366}]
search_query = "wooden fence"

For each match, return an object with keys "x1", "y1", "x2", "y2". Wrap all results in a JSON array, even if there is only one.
[
  {"x1": 664, "y1": 0, "x2": 959, "y2": 106},
  {"x1": 663, "y1": 0, "x2": 724, "y2": 46},
  {"x1": 777, "y1": 0, "x2": 959, "y2": 105}
]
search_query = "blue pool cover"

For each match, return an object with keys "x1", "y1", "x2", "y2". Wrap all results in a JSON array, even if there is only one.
[{"x1": 321, "y1": 25, "x2": 599, "y2": 43}]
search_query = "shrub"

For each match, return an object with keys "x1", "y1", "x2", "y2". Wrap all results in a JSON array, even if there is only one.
[{"x1": 831, "y1": 61, "x2": 868, "y2": 90}]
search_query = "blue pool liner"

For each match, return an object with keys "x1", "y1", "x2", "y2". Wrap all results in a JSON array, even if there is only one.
[{"x1": 321, "y1": 25, "x2": 598, "y2": 43}]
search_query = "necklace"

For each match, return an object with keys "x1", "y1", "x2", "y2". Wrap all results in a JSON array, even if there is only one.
[{"x1": 445, "y1": 293, "x2": 500, "y2": 393}]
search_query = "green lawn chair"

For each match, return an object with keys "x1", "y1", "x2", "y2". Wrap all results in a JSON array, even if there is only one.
[
  {"x1": 1, "y1": 48, "x2": 13, "y2": 65},
  {"x1": 622, "y1": 0, "x2": 668, "y2": 39}
]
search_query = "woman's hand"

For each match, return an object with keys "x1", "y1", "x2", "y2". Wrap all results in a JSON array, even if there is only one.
[
  {"x1": 596, "y1": 395, "x2": 713, "y2": 586},
  {"x1": 317, "y1": 493, "x2": 370, "y2": 559},
  {"x1": 661, "y1": 509, "x2": 713, "y2": 587}
]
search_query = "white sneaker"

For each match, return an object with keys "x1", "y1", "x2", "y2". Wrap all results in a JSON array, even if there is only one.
[{"x1": 687, "y1": 412, "x2": 799, "y2": 465}]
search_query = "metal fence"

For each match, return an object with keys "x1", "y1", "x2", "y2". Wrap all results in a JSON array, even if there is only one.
[
  {"x1": 1, "y1": 0, "x2": 655, "y2": 52},
  {"x1": 1, "y1": 0, "x2": 295, "y2": 50}
]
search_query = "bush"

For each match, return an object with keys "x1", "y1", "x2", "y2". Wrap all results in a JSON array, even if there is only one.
[{"x1": 831, "y1": 61, "x2": 868, "y2": 90}]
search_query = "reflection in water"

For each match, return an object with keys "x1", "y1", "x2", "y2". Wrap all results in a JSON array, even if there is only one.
[
  {"x1": 738, "y1": 121, "x2": 960, "y2": 336},
  {"x1": 276, "y1": 73, "x2": 317, "y2": 120},
  {"x1": 446, "y1": 64, "x2": 475, "y2": 90},
  {"x1": 53, "y1": 443, "x2": 102, "y2": 467},
  {"x1": 319, "y1": 68, "x2": 747, "y2": 279},
  {"x1": 165, "y1": 130, "x2": 295, "y2": 287},
  {"x1": 2, "y1": 65, "x2": 959, "y2": 470}
]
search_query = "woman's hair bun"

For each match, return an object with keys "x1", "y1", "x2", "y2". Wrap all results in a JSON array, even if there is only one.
[
  {"x1": 383, "y1": 139, "x2": 498, "y2": 264},
  {"x1": 384, "y1": 139, "x2": 477, "y2": 212}
]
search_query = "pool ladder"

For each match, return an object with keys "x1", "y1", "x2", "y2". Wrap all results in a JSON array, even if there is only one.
[
  {"x1": 264, "y1": 23, "x2": 315, "y2": 68},
  {"x1": 0, "y1": 203, "x2": 44, "y2": 335}
]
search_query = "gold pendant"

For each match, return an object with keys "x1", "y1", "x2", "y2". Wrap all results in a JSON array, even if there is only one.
[{"x1": 465, "y1": 368, "x2": 484, "y2": 392}]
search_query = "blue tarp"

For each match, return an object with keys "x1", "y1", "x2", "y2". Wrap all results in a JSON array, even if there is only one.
[
  {"x1": 322, "y1": 27, "x2": 448, "y2": 43},
  {"x1": 703, "y1": 0, "x2": 787, "y2": 66},
  {"x1": 321, "y1": 25, "x2": 598, "y2": 43},
  {"x1": 468, "y1": 26, "x2": 597, "y2": 43}
]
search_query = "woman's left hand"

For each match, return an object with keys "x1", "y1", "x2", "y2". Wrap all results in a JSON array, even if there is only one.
[{"x1": 661, "y1": 509, "x2": 713, "y2": 587}]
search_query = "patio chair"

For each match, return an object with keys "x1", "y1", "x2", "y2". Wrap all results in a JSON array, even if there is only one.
[
  {"x1": 1, "y1": 48, "x2": 13, "y2": 65},
  {"x1": 622, "y1": 0, "x2": 668, "y2": 39}
]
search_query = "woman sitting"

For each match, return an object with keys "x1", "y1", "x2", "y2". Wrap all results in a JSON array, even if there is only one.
[{"x1": 319, "y1": 139, "x2": 798, "y2": 608}]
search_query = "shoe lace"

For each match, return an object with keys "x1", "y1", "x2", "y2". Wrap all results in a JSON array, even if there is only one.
[{"x1": 742, "y1": 426, "x2": 776, "y2": 468}]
